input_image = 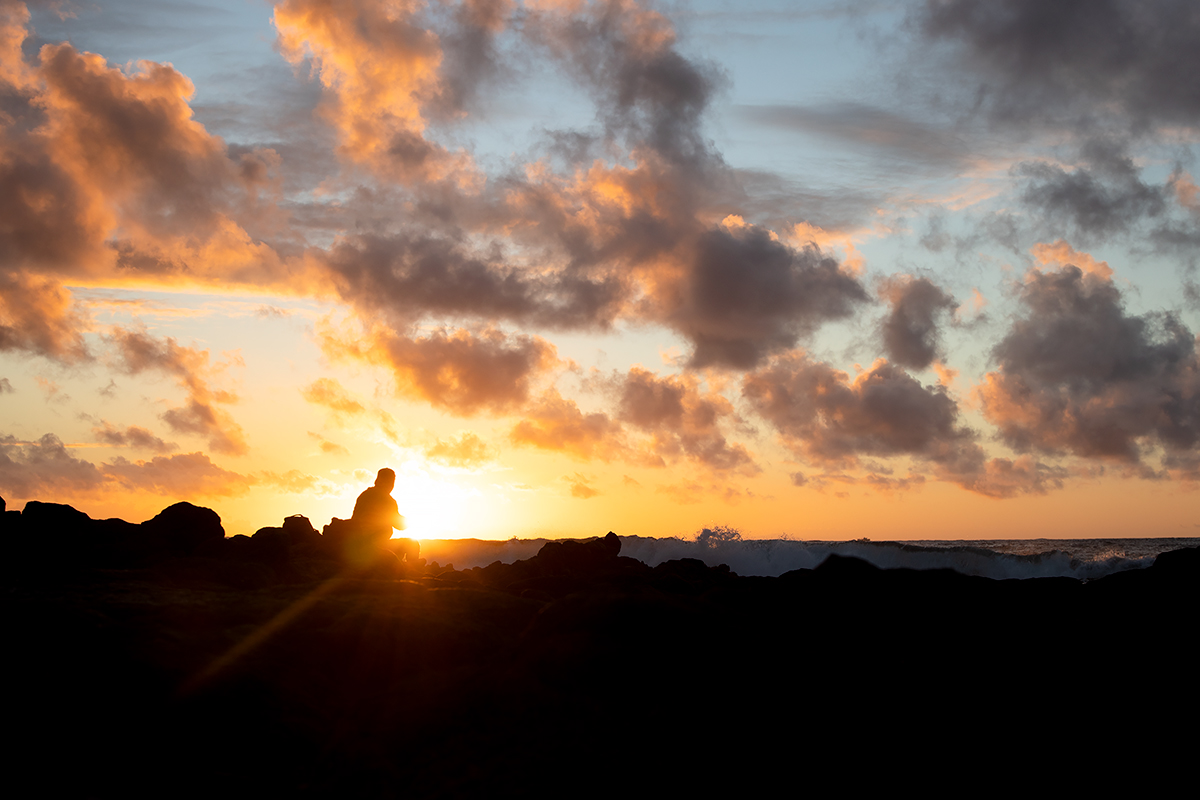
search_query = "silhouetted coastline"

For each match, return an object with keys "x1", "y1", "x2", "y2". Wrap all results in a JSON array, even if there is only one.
[{"x1": 5, "y1": 498, "x2": 1197, "y2": 796}]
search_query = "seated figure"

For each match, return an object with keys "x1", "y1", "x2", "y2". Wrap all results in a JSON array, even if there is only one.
[{"x1": 339, "y1": 468, "x2": 419, "y2": 568}]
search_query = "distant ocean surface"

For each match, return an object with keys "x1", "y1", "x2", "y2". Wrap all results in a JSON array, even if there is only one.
[{"x1": 419, "y1": 536, "x2": 1200, "y2": 581}]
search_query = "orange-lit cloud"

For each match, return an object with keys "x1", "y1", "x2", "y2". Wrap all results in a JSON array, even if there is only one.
[
  {"x1": 510, "y1": 389, "x2": 628, "y2": 461},
  {"x1": 425, "y1": 431, "x2": 492, "y2": 467},
  {"x1": 105, "y1": 452, "x2": 250, "y2": 497},
  {"x1": 307, "y1": 431, "x2": 351, "y2": 456},
  {"x1": 301, "y1": 377, "x2": 366, "y2": 416},
  {"x1": 273, "y1": 0, "x2": 478, "y2": 183},
  {"x1": 1030, "y1": 240, "x2": 1113, "y2": 279},
  {"x1": 321, "y1": 323, "x2": 559, "y2": 415},
  {"x1": 564, "y1": 472, "x2": 599, "y2": 498},
  {"x1": 1, "y1": 4, "x2": 283, "y2": 305},
  {"x1": 0, "y1": 274, "x2": 90, "y2": 361},
  {"x1": 108, "y1": 327, "x2": 248, "y2": 455}
]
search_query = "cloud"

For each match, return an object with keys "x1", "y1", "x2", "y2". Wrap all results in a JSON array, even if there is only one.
[
  {"x1": 664, "y1": 222, "x2": 868, "y2": 368},
  {"x1": 108, "y1": 326, "x2": 248, "y2": 455},
  {"x1": 1015, "y1": 140, "x2": 1168, "y2": 241},
  {"x1": 0, "y1": 2, "x2": 282, "y2": 308},
  {"x1": 92, "y1": 421, "x2": 178, "y2": 454},
  {"x1": 977, "y1": 260, "x2": 1200, "y2": 467},
  {"x1": 272, "y1": 0, "x2": 868, "y2": 381},
  {"x1": 104, "y1": 452, "x2": 251, "y2": 497},
  {"x1": 741, "y1": 102, "x2": 969, "y2": 168},
  {"x1": 940, "y1": 454, "x2": 1069, "y2": 499},
  {"x1": 914, "y1": 0, "x2": 1200, "y2": 131},
  {"x1": 0, "y1": 377, "x2": 12, "y2": 393},
  {"x1": 273, "y1": 0, "x2": 476, "y2": 182},
  {"x1": 318, "y1": 231, "x2": 628, "y2": 330},
  {"x1": 616, "y1": 366, "x2": 757, "y2": 473},
  {"x1": 656, "y1": 479, "x2": 753, "y2": 506},
  {"x1": 301, "y1": 377, "x2": 366, "y2": 416},
  {"x1": 256, "y1": 469, "x2": 323, "y2": 493},
  {"x1": 509, "y1": 389, "x2": 628, "y2": 462},
  {"x1": 877, "y1": 275, "x2": 957, "y2": 371},
  {"x1": 524, "y1": 0, "x2": 720, "y2": 169},
  {"x1": 1029, "y1": 239, "x2": 1112, "y2": 279},
  {"x1": 743, "y1": 353, "x2": 974, "y2": 465},
  {"x1": 0, "y1": 432, "x2": 105, "y2": 496},
  {"x1": 743, "y1": 351, "x2": 1058, "y2": 497},
  {"x1": 425, "y1": 431, "x2": 491, "y2": 467},
  {"x1": 0, "y1": 274, "x2": 90, "y2": 362},
  {"x1": 564, "y1": 472, "x2": 599, "y2": 499},
  {"x1": 307, "y1": 431, "x2": 350, "y2": 456},
  {"x1": 321, "y1": 323, "x2": 558, "y2": 416}
]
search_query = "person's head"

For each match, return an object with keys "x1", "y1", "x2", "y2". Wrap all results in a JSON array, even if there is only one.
[{"x1": 375, "y1": 467, "x2": 396, "y2": 491}]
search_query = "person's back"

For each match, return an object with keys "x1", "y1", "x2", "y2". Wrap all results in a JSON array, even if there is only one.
[
  {"x1": 343, "y1": 468, "x2": 417, "y2": 568},
  {"x1": 351, "y1": 483, "x2": 401, "y2": 545}
]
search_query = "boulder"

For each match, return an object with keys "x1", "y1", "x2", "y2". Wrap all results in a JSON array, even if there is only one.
[{"x1": 141, "y1": 502, "x2": 224, "y2": 556}]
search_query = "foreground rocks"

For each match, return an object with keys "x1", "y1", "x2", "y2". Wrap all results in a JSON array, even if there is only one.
[{"x1": 3, "y1": 499, "x2": 1197, "y2": 796}]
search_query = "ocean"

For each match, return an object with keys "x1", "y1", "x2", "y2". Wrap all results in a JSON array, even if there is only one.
[{"x1": 418, "y1": 535, "x2": 1200, "y2": 581}]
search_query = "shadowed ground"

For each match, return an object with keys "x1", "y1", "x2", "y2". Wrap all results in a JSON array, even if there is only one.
[{"x1": 3, "y1": 501, "x2": 1196, "y2": 796}]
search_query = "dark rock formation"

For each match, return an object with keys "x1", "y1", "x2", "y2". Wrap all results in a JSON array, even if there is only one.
[
  {"x1": 142, "y1": 501, "x2": 225, "y2": 555},
  {"x1": 2, "y1": 500, "x2": 1195, "y2": 796}
]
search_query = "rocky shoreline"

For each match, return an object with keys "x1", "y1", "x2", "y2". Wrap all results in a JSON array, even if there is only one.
[{"x1": 5, "y1": 500, "x2": 1196, "y2": 795}]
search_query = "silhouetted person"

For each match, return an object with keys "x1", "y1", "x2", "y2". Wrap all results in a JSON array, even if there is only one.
[{"x1": 347, "y1": 468, "x2": 419, "y2": 567}]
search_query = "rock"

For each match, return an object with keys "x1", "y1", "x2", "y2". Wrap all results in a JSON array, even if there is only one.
[
  {"x1": 533, "y1": 531, "x2": 622, "y2": 574},
  {"x1": 141, "y1": 502, "x2": 225, "y2": 556}
]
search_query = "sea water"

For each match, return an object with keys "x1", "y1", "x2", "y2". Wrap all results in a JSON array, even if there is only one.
[{"x1": 420, "y1": 536, "x2": 1200, "y2": 581}]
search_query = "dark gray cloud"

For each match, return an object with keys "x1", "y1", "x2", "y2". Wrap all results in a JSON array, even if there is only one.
[
  {"x1": 743, "y1": 353, "x2": 972, "y2": 465},
  {"x1": 667, "y1": 225, "x2": 868, "y2": 368},
  {"x1": 525, "y1": 0, "x2": 722, "y2": 169},
  {"x1": 1015, "y1": 139, "x2": 1168, "y2": 240},
  {"x1": 979, "y1": 265, "x2": 1200, "y2": 465},
  {"x1": 322, "y1": 232, "x2": 629, "y2": 331},
  {"x1": 424, "y1": 0, "x2": 512, "y2": 123},
  {"x1": 915, "y1": 0, "x2": 1200, "y2": 131},
  {"x1": 744, "y1": 352, "x2": 1062, "y2": 497},
  {"x1": 878, "y1": 275, "x2": 957, "y2": 370}
]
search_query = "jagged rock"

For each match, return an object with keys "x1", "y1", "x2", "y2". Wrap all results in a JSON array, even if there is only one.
[{"x1": 533, "y1": 531, "x2": 621, "y2": 573}]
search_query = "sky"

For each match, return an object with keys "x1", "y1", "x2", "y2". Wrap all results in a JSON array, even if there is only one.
[{"x1": 2, "y1": 0, "x2": 1199, "y2": 540}]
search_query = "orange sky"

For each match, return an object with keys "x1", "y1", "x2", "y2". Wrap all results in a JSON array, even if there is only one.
[{"x1": 1, "y1": 1, "x2": 1198, "y2": 540}]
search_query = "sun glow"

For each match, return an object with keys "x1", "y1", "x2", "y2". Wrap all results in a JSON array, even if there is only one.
[{"x1": 390, "y1": 462, "x2": 481, "y2": 539}]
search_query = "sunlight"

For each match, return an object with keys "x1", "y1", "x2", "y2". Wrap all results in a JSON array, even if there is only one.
[{"x1": 390, "y1": 462, "x2": 479, "y2": 539}]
